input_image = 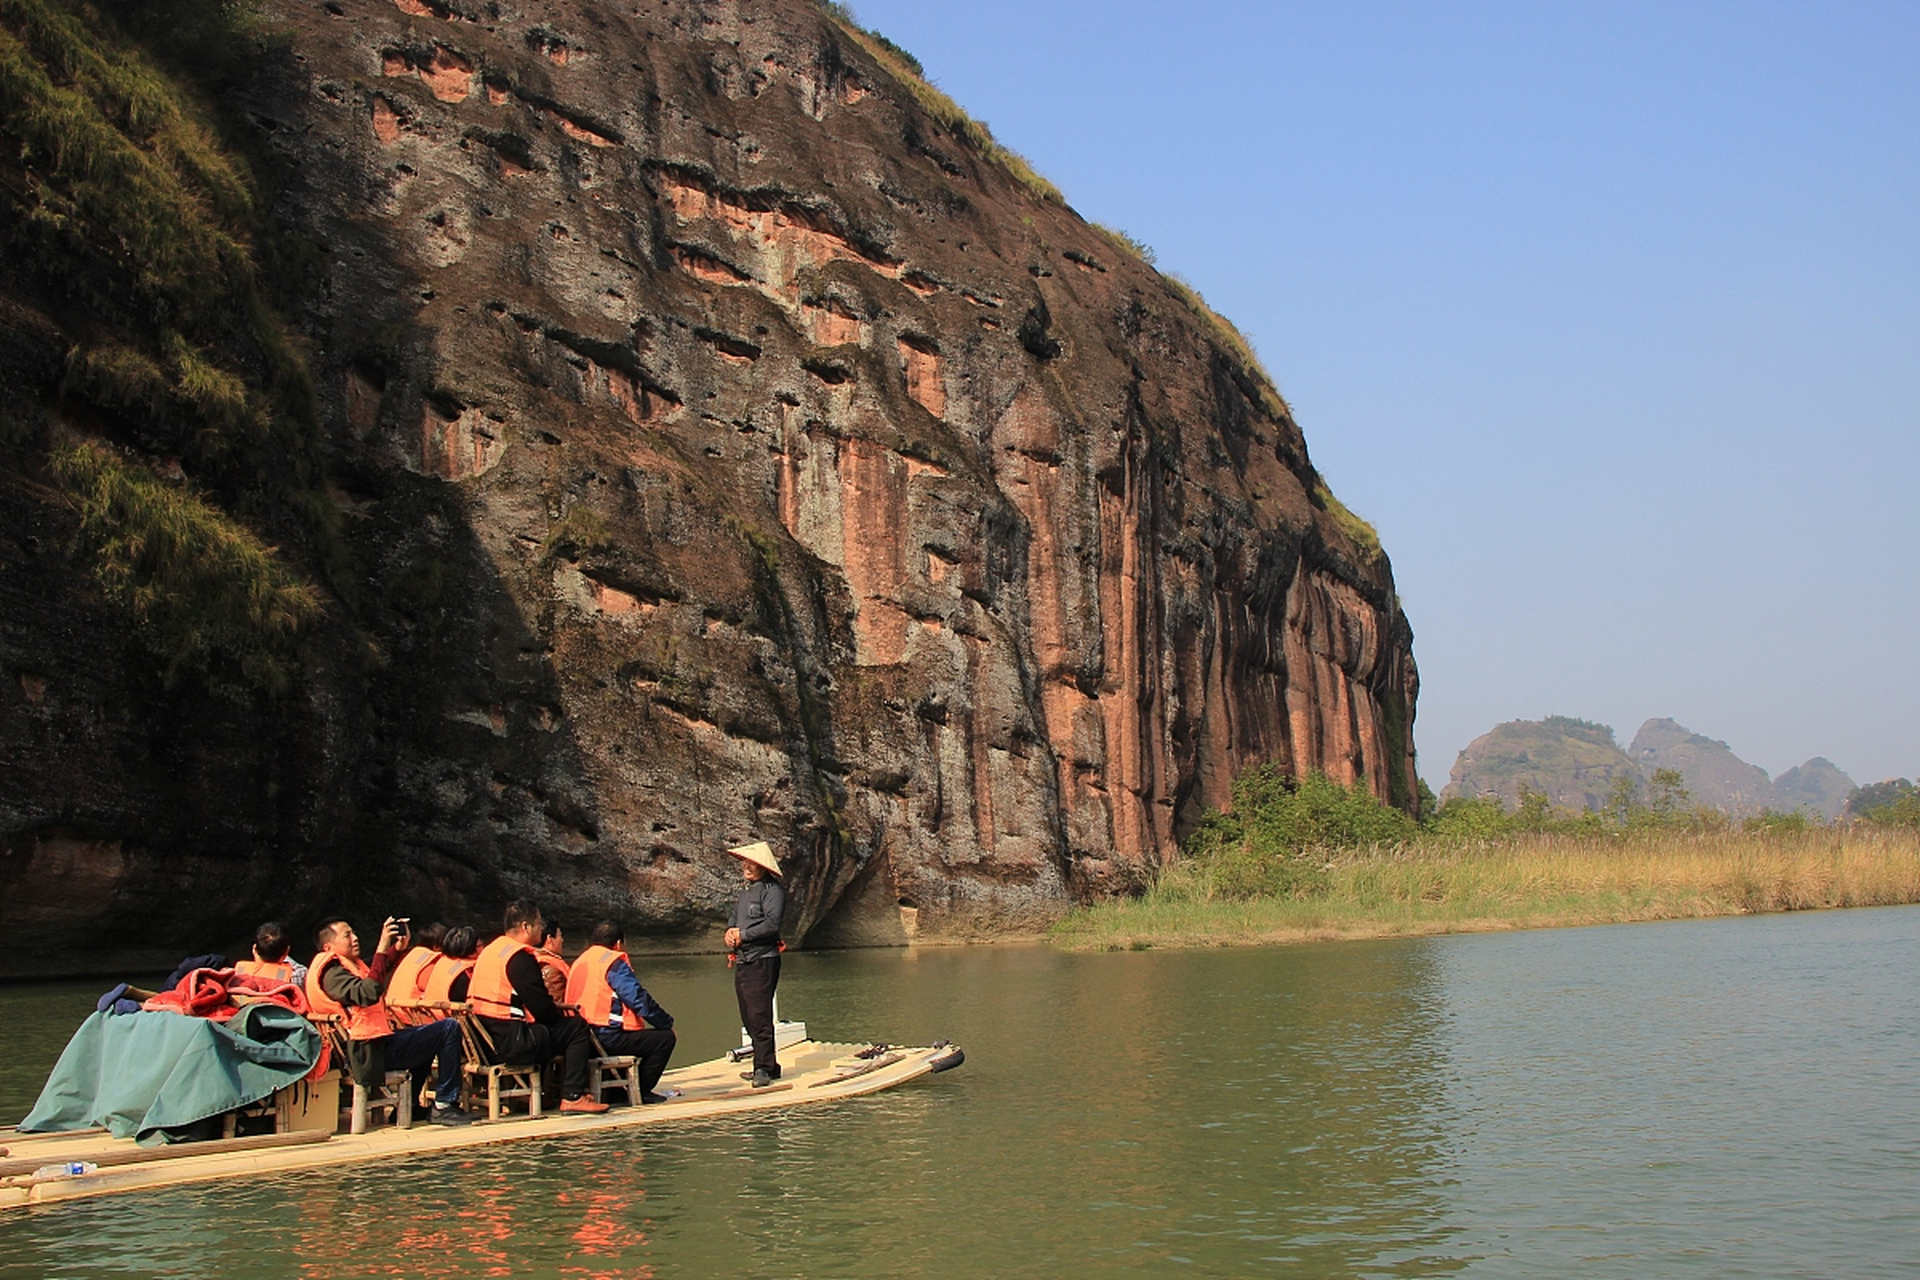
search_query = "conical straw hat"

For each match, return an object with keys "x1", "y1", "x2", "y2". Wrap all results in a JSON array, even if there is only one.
[{"x1": 726, "y1": 841, "x2": 783, "y2": 876}]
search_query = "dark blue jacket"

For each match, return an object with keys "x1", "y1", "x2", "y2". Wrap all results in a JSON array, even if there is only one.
[{"x1": 729, "y1": 880, "x2": 785, "y2": 962}]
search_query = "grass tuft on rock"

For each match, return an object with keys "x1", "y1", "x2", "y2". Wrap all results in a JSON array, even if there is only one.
[
  {"x1": 817, "y1": 2, "x2": 1064, "y2": 205},
  {"x1": 1312, "y1": 481, "x2": 1383, "y2": 564},
  {"x1": 1163, "y1": 274, "x2": 1292, "y2": 421},
  {"x1": 50, "y1": 439, "x2": 321, "y2": 696},
  {"x1": 3, "y1": 0, "x2": 349, "y2": 691}
]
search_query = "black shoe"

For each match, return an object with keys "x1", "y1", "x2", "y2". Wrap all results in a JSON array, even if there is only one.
[
  {"x1": 750, "y1": 1070, "x2": 773, "y2": 1088},
  {"x1": 738, "y1": 1067, "x2": 781, "y2": 1081},
  {"x1": 430, "y1": 1105, "x2": 476, "y2": 1126},
  {"x1": 641, "y1": 1090, "x2": 674, "y2": 1105}
]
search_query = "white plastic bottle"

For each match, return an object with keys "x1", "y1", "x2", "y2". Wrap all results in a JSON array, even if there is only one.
[{"x1": 31, "y1": 1161, "x2": 98, "y2": 1180}]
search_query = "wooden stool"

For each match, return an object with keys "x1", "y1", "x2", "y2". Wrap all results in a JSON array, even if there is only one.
[
  {"x1": 457, "y1": 1014, "x2": 544, "y2": 1121},
  {"x1": 349, "y1": 1070, "x2": 414, "y2": 1134},
  {"x1": 588, "y1": 1055, "x2": 641, "y2": 1106}
]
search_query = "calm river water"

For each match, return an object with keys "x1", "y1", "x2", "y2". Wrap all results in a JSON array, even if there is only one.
[{"x1": 3, "y1": 906, "x2": 1917, "y2": 1278}]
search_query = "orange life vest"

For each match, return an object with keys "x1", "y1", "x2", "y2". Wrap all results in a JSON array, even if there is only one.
[
  {"x1": 384, "y1": 947, "x2": 445, "y2": 1025},
  {"x1": 234, "y1": 958, "x2": 294, "y2": 983},
  {"x1": 469, "y1": 935, "x2": 536, "y2": 1022},
  {"x1": 423, "y1": 955, "x2": 475, "y2": 1004},
  {"x1": 566, "y1": 945, "x2": 643, "y2": 1030},
  {"x1": 389, "y1": 946, "x2": 442, "y2": 1002},
  {"x1": 305, "y1": 951, "x2": 393, "y2": 1041}
]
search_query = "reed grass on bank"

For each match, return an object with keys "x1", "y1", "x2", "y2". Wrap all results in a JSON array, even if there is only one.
[{"x1": 1050, "y1": 826, "x2": 1920, "y2": 951}]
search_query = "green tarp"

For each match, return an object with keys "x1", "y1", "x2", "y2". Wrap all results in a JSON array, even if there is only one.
[{"x1": 19, "y1": 1005, "x2": 322, "y2": 1143}]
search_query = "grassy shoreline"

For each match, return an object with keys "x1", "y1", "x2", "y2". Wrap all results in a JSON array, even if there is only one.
[{"x1": 1048, "y1": 826, "x2": 1920, "y2": 951}]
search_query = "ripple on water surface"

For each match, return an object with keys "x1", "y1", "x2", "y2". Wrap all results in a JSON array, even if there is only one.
[{"x1": 4, "y1": 907, "x2": 1919, "y2": 1278}]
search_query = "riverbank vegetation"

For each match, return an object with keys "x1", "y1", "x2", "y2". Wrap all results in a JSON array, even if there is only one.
[{"x1": 1051, "y1": 767, "x2": 1920, "y2": 951}]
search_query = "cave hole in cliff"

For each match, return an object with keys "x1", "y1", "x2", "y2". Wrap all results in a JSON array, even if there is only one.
[
  {"x1": 806, "y1": 848, "x2": 915, "y2": 949},
  {"x1": 802, "y1": 359, "x2": 854, "y2": 385}
]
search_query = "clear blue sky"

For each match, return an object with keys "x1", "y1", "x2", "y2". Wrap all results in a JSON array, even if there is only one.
[{"x1": 847, "y1": 0, "x2": 1919, "y2": 790}]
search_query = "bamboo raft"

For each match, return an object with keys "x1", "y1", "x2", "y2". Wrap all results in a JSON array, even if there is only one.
[{"x1": 0, "y1": 1038, "x2": 964, "y2": 1210}]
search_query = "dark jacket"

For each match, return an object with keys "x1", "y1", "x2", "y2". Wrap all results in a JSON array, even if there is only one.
[
  {"x1": 318, "y1": 949, "x2": 400, "y2": 1087},
  {"x1": 503, "y1": 949, "x2": 566, "y2": 1025},
  {"x1": 319, "y1": 949, "x2": 400, "y2": 1009},
  {"x1": 729, "y1": 879, "x2": 785, "y2": 963}
]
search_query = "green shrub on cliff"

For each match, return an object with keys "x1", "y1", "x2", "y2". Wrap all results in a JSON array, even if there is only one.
[
  {"x1": 50, "y1": 440, "x2": 321, "y2": 695},
  {"x1": 3, "y1": 0, "x2": 343, "y2": 693},
  {"x1": 1847, "y1": 778, "x2": 1916, "y2": 822}
]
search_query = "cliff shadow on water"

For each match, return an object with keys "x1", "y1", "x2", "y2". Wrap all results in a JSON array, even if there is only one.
[{"x1": 0, "y1": 0, "x2": 1419, "y2": 977}]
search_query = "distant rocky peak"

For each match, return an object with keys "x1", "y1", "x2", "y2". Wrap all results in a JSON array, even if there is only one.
[
  {"x1": 1626, "y1": 718, "x2": 1774, "y2": 817},
  {"x1": 1441, "y1": 716, "x2": 1641, "y2": 813},
  {"x1": 1773, "y1": 758, "x2": 1856, "y2": 820},
  {"x1": 1447, "y1": 715, "x2": 1855, "y2": 820}
]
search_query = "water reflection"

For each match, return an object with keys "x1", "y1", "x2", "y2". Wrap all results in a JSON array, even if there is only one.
[{"x1": 1, "y1": 943, "x2": 1462, "y2": 1277}]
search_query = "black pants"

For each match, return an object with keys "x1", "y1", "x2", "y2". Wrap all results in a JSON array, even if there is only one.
[
  {"x1": 593, "y1": 1026, "x2": 678, "y2": 1094},
  {"x1": 478, "y1": 1015, "x2": 592, "y2": 1099},
  {"x1": 344, "y1": 1020, "x2": 463, "y2": 1108},
  {"x1": 734, "y1": 954, "x2": 781, "y2": 1075}
]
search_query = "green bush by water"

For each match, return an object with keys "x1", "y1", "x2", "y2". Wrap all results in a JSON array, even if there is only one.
[
  {"x1": 1166, "y1": 768, "x2": 1418, "y2": 902},
  {"x1": 1161, "y1": 761, "x2": 1887, "y2": 911}
]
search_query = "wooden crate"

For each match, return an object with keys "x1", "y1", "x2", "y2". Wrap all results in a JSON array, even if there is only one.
[{"x1": 278, "y1": 1072, "x2": 340, "y2": 1133}]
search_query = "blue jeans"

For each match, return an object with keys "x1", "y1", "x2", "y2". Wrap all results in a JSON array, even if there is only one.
[{"x1": 379, "y1": 1019, "x2": 464, "y2": 1108}]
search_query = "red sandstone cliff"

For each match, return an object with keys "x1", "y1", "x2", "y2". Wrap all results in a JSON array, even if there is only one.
[{"x1": 0, "y1": 0, "x2": 1417, "y2": 971}]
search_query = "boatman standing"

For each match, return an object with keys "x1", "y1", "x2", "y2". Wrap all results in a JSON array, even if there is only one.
[
  {"x1": 724, "y1": 841, "x2": 786, "y2": 1088},
  {"x1": 305, "y1": 916, "x2": 474, "y2": 1126}
]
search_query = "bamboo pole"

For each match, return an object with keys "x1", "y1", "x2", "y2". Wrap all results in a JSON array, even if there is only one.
[{"x1": 0, "y1": 1128, "x2": 329, "y2": 1181}]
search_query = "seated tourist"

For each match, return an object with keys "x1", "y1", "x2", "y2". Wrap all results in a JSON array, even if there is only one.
[
  {"x1": 385, "y1": 922, "x2": 446, "y2": 1025},
  {"x1": 425, "y1": 926, "x2": 480, "y2": 1004},
  {"x1": 305, "y1": 916, "x2": 474, "y2": 1126},
  {"x1": 567, "y1": 920, "x2": 678, "y2": 1103},
  {"x1": 388, "y1": 922, "x2": 446, "y2": 1000},
  {"x1": 234, "y1": 922, "x2": 306, "y2": 988},
  {"x1": 535, "y1": 921, "x2": 570, "y2": 1005},
  {"x1": 470, "y1": 901, "x2": 606, "y2": 1113}
]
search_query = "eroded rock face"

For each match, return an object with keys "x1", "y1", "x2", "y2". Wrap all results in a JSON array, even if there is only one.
[{"x1": 0, "y1": 0, "x2": 1417, "y2": 970}]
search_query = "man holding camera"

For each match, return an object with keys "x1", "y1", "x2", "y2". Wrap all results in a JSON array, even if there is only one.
[{"x1": 306, "y1": 915, "x2": 475, "y2": 1126}]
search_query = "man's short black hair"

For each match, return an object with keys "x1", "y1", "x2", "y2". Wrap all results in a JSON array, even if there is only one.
[
  {"x1": 314, "y1": 918, "x2": 349, "y2": 949},
  {"x1": 442, "y1": 926, "x2": 479, "y2": 960},
  {"x1": 254, "y1": 922, "x2": 291, "y2": 962},
  {"x1": 589, "y1": 920, "x2": 624, "y2": 949},
  {"x1": 502, "y1": 900, "x2": 542, "y2": 934},
  {"x1": 540, "y1": 920, "x2": 563, "y2": 946},
  {"x1": 415, "y1": 921, "x2": 447, "y2": 950}
]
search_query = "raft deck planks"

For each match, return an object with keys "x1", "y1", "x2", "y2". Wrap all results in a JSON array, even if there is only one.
[{"x1": 2, "y1": 1039, "x2": 960, "y2": 1210}]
